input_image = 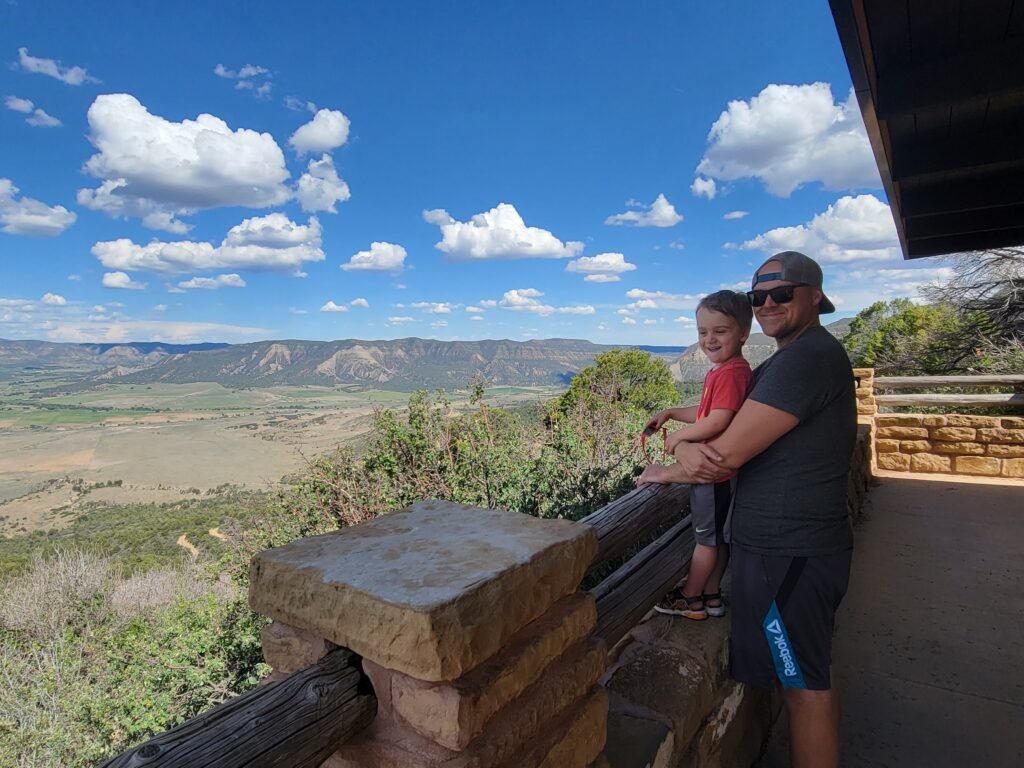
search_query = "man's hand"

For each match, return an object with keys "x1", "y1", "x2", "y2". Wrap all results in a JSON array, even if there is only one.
[
  {"x1": 636, "y1": 463, "x2": 672, "y2": 486},
  {"x1": 672, "y1": 442, "x2": 731, "y2": 484}
]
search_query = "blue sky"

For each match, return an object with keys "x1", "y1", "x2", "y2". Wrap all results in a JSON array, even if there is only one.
[{"x1": 1, "y1": 0, "x2": 951, "y2": 346}]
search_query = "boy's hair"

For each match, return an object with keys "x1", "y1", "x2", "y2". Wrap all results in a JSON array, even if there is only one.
[{"x1": 697, "y1": 290, "x2": 753, "y2": 332}]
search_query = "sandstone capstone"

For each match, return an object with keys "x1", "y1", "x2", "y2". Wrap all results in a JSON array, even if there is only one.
[{"x1": 250, "y1": 500, "x2": 598, "y2": 681}]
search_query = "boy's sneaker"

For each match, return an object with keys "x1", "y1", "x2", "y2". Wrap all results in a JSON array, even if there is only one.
[
  {"x1": 654, "y1": 589, "x2": 707, "y2": 620},
  {"x1": 703, "y1": 592, "x2": 726, "y2": 618}
]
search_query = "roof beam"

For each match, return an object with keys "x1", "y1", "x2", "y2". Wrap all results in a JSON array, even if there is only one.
[
  {"x1": 907, "y1": 226, "x2": 1024, "y2": 258},
  {"x1": 877, "y1": 39, "x2": 1024, "y2": 118},
  {"x1": 904, "y1": 202, "x2": 1024, "y2": 240},
  {"x1": 900, "y1": 174, "x2": 1024, "y2": 217},
  {"x1": 893, "y1": 128, "x2": 1024, "y2": 182}
]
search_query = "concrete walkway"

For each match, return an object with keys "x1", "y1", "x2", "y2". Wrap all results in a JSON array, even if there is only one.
[{"x1": 759, "y1": 474, "x2": 1024, "y2": 767}]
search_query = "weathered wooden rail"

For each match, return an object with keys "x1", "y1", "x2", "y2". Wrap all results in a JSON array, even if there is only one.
[
  {"x1": 96, "y1": 484, "x2": 691, "y2": 767},
  {"x1": 99, "y1": 649, "x2": 375, "y2": 768},
  {"x1": 874, "y1": 373, "x2": 1024, "y2": 409}
]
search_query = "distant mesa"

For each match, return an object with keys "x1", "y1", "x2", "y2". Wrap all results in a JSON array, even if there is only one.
[{"x1": 0, "y1": 322, "x2": 849, "y2": 391}]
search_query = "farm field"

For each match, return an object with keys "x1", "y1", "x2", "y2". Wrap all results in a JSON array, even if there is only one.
[{"x1": 0, "y1": 380, "x2": 560, "y2": 538}]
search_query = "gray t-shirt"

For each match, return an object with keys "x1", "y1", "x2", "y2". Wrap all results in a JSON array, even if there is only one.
[{"x1": 732, "y1": 325, "x2": 856, "y2": 556}]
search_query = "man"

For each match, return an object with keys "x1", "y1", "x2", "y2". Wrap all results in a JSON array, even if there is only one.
[{"x1": 639, "y1": 251, "x2": 856, "y2": 768}]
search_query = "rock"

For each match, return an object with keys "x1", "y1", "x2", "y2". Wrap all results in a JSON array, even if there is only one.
[
  {"x1": 930, "y1": 427, "x2": 977, "y2": 442},
  {"x1": 364, "y1": 592, "x2": 597, "y2": 750},
  {"x1": 976, "y1": 428, "x2": 1024, "y2": 445},
  {"x1": 910, "y1": 453, "x2": 951, "y2": 473},
  {"x1": 877, "y1": 453, "x2": 910, "y2": 471},
  {"x1": 987, "y1": 444, "x2": 1024, "y2": 458},
  {"x1": 875, "y1": 439, "x2": 900, "y2": 453},
  {"x1": 931, "y1": 441, "x2": 986, "y2": 456},
  {"x1": 261, "y1": 622, "x2": 336, "y2": 674},
  {"x1": 953, "y1": 456, "x2": 1001, "y2": 476},
  {"x1": 875, "y1": 416, "x2": 924, "y2": 428},
  {"x1": 899, "y1": 440, "x2": 932, "y2": 454},
  {"x1": 250, "y1": 500, "x2": 597, "y2": 681},
  {"x1": 1001, "y1": 459, "x2": 1024, "y2": 478},
  {"x1": 876, "y1": 426, "x2": 929, "y2": 439}
]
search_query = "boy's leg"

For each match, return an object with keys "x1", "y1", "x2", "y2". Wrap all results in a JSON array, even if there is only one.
[
  {"x1": 703, "y1": 545, "x2": 729, "y2": 601},
  {"x1": 683, "y1": 542, "x2": 718, "y2": 602}
]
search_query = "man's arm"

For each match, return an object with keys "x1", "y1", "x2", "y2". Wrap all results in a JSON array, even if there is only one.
[{"x1": 638, "y1": 400, "x2": 798, "y2": 486}]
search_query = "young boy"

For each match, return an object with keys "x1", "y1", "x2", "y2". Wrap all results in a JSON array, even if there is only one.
[{"x1": 641, "y1": 290, "x2": 753, "y2": 620}]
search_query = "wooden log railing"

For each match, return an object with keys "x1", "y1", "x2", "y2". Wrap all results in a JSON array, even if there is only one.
[
  {"x1": 581, "y1": 483, "x2": 693, "y2": 648},
  {"x1": 98, "y1": 649, "x2": 375, "y2": 768},
  {"x1": 874, "y1": 373, "x2": 1024, "y2": 409}
]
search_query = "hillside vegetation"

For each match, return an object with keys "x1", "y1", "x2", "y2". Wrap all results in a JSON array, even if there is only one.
[{"x1": 0, "y1": 349, "x2": 684, "y2": 767}]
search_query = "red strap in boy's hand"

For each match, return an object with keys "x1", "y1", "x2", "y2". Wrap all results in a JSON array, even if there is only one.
[{"x1": 641, "y1": 426, "x2": 668, "y2": 464}]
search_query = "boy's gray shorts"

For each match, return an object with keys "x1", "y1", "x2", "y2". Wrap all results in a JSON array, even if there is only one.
[{"x1": 690, "y1": 479, "x2": 733, "y2": 546}]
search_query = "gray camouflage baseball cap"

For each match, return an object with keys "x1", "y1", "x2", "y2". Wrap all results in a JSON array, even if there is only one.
[{"x1": 752, "y1": 251, "x2": 836, "y2": 314}]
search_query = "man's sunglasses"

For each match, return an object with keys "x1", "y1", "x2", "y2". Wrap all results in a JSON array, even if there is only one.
[{"x1": 746, "y1": 283, "x2": 808, "y2": 307}]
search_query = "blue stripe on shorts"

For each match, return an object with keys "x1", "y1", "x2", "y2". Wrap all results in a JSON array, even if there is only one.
[{"x1": 762, "y1": 601, "x2": 807, "y2": 689}]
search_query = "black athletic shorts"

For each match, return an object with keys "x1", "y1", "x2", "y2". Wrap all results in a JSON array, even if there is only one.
[
  {"x1": 690, "y1": 479, "x2": 732, "y2": 546},
  {"x1": 729, "y1": 544, "x2": 852, "y2": 691}
]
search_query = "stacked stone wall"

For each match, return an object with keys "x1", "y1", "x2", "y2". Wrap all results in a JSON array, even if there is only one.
[
  {"x1": 874, "y1": 414, "x2": 1024, "y2": 478},
  {"x1": 249, "y1": 500, "x2": 609, "y2": 768}
]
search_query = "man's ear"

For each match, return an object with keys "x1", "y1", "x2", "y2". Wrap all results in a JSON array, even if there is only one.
[{"x1": 811, "y1": 288, "x2": 823, "y2": 308}]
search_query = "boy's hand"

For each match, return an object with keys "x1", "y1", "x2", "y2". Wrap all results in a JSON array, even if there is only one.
[
  {"x1": 665, "y1": 430, "x2": 688, "y2": 454},
  {"x1": 643, "y1": 411, "x2": 668, "y2": 433}
]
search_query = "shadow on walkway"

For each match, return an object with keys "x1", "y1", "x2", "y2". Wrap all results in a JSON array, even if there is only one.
[{"x1": 759, "y1": 474, "x2": 1024, "y2": 767}]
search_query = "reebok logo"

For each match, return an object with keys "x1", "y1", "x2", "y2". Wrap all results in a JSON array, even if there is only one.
[{"x1": 766, "y1": 619, "x2": 798, "y2": 677}]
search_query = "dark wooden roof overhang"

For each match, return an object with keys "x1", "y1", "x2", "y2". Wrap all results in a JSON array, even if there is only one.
[{"x1": 829, "y1": 0, "x2": 1024, "y2": 258}]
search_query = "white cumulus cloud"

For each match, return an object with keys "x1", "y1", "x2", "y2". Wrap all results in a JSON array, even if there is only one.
[
  {"x1": 4, "y1": 95, "x2": 60, "y2": 127},
  {"x1": 0, "y1": 178, "x2": 76, "y2": 236},
  {"x1": 558, "y1": 305, "x2": 596, "y2": 315},
  {"x1": 341, "y1": 242, "x2": 407, "y2": 272},
  {"x1": 624, "y1": 288, "x2": 703, "y2": 311},
  {"x1": 412, "y1": 302, "x2": 457, "y2": 314},
  {"x1": 566, "y1": 252, "x2": 637, "y2": 282},
  {"x1": 296, "y1": 154, "x2": 351, "y2": 213},
  {"x1": 690, "y1": 178, "x2": 717, "y2": 200},
  {"x1": 289, "y1": 109, "x2": 351, "y2": 155},
  {"x1": 741, "y1": 194, "x2": 899, "y2": 264},
  {"x1": 177, "y1": 274, "x2": 246, "y2": 290},
  {"x1": 102, "y1": 271, "x2": 146, "y2": 290},
  {"x1": 696, "y1": 83, "x2": 880, "y2": 197},
  {"x1": 424, "y1": 203, "x2": 583, "y2": 260},
  {"x1": 387, "y1": 316, "x2": 415, "y2": 325},
  {"x1": 92, "y1": 213, "x2": 323, "y2": 275},
  {"x1": 77, "y1": 94, "x2": 291, "y2": 231},
  {"x1": 320, "y1": 301, "x2": 349, "y2": 312},
  {"x1": 17, "y1": 48, "x2": 99, "y2": 85},
  {"x1": 41, "y1": 292, "x2": 66, "y2": 306},
  {"x1": 350, "y1": 297, "x2": 369, "y2": 308},
  {"x1": 723, "y1": 210, "x2": 749, "y2": 220},
  {"x1": 5, "y1": 96, "x2": 33, "y2": 113},
  {"x1": 500, "y1": 288, "x2": 555, "y2": 316},
  {"x1": 605, "y1": 194, "x2": 683, "y2": 227}
]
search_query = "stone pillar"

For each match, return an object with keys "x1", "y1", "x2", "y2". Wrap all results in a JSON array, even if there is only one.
[
  {"x1": 249, "y1": 500, "x2": 607, "y2": 768},
  {"x1": 852, "y1": 367, "x2": 876, "y2": 423}
]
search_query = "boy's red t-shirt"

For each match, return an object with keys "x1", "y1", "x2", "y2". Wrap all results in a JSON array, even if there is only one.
[
  {"x1": 696, "y1": 357, "x2": 753, "y2": 423},
  {"x1": 695, "y1": 357, "x2": 752, "y2": 482}
]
